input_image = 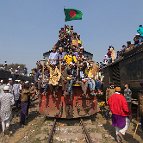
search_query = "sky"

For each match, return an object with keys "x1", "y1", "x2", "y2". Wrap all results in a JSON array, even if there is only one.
[{"x1": 0, "y1": 0, "x2": 143, "y2": 72}]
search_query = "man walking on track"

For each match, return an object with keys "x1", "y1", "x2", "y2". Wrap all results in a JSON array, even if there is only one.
[{"x1": 108, "y1": 87, "x2": 130, "y2": 142}]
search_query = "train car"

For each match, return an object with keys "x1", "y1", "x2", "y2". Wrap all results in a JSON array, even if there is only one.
[
  {"x1": 102, "y1": 44, "x2": 143, "y2": 98},
  {"x1": 39, "y1": 25, "x2": 98, "y2": 119},
  {"x1": 0, "y1": 69, "x2": 33, "y2": 82},
  {"x1": 0, "y1": 69, "x2": 11, "y2": 80},
  {"x1": 39, "y1": 84, "x2": 98, "y2": 119}
]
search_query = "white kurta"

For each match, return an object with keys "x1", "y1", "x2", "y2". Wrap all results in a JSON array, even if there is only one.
[
  {"x1": 0, "y1": 93, "x2": 15, "y2": 121},
  {"x1": 12, "y1": 83, "x2": 21, "y2": 101}
]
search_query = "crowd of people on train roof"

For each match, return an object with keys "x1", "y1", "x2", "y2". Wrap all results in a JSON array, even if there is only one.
[
  {"x1": 32, "y1": 25, "x2": 102, "y2": 99},
  {"x1": 101, "y1": 25, "x2": 143, "y2": 67}
]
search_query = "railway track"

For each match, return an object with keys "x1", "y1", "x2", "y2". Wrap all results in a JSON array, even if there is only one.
[{"x1": 47, "y1": 118, "x2": 93, "y2": 143}]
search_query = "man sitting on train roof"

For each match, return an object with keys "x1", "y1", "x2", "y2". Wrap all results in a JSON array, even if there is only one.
[
  {"x1": 86, "y1": 62, "x2": 97, "y2": 96},
  {"x1": 78, "y1": 62, "x2": 89, "y2": 96},
  {"x1": 46, "y1": 63, "x2": 61, "y2": 98},
  {"x1": 62, "y1": 62, "x2": 77, "y2": 99},
  {"x1": 64, "y1": 51, "x2": 77, "y2": 65},
  {"x1": 48, "y1": 46, "x2": 59, "y2": 65},
  {"x1": 58, "y1": 47, "x2": 67, "y2": 62},
  {"x1": 133, "y1": 34, "x2": 141, "y2": 47}
]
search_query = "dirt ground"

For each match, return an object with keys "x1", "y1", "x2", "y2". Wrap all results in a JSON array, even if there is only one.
[{"x1": 0, "y1": 99, "x2": 142, "y2": 143}]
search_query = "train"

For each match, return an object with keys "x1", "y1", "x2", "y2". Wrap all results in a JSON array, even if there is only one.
[
  {"x1": 39, "y1": 85, "x2": 98, "y2": 119},
  {"x1": 39, "y1": 25, "x2": 98, "y2": 119},
  {"x1": 102, "y1": 44, "x2": 143, "y2": 98}
]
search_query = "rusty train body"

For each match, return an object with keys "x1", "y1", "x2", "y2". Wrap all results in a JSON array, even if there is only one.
[
  {"x1": 39, "y1": 85, "x2": 98, "y2": 119},
  {"x1": 102, "y1": 44, "x2": 143, "y2": 98}
]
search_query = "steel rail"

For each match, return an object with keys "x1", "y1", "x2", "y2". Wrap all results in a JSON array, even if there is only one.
[
  {"x1": 47, "y1": 119, "x2": 57, "y2": 143},
  {"x1": 80, "y1": 118, "x2": 93, "y2": 143}
]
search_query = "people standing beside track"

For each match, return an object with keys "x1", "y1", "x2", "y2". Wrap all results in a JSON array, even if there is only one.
[
  {"x1": 0, "y1": 85, "x2": 15, "y2": 134},
  {"x1": 139, "y1": 82, "x2": 143, "y2": 131},
  {"x1": 7, "y1": 78, "x2": 13, "y2": 94},
  {"x1": 19, "y1": 82, "x2": 31, "y2": 126},
  {"x1": 124, "y1": 84, "x2": 132, "y2": 110},
  {"x1": 12, "y1": 80, "x2": 21, "y2": 109},
  {"x1": 0, "y1": 80, "x2": 6, "y2": 94},
  {"x1": 108, "y1": 87, "x2": 130, "y2": 142},
  {"x1": 105, "y1": 83, "x2": 115, "y2": 102}
]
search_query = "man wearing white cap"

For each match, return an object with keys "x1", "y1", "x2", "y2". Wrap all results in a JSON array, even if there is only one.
[
  {"x1": 0, "y1": 80, "x2": 6, "y2": 94},
  {"x1": 0, "y1": 86, "x2": 15, "y2": 134},
  {"x1": 7, "y1": 78, "x2": 13, "y2": 94}
]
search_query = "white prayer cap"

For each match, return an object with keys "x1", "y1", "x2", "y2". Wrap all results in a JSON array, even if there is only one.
[
  {"x1": 8, "y1": 78, "x2": 12, "y2": 81},
  {"x1": 69, "y1": 62, "x2": 74, "y2": 65},
  {"x1": 136, "y1": 33, "x2": 140, "y2": 35},
  {"x1": 25, "y1": 81, "x2": 29, "y2": 84},
  {"x1": 39, "y1": 75, "x2": 42, "y2": 79},
  {"x1": 0, "y1": 80, "x2": 3, "y2": 82},
  {"x1": 3, "y1": 85, "x2": 9, "y2": 91}
]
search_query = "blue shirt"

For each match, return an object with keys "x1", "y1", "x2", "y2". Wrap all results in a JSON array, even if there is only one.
[{"x1": 137, "y1": 26, "x2": 143, "y2": 37}]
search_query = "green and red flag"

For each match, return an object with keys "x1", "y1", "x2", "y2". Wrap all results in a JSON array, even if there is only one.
[{"x1": 64, "y1": 8, "x2": 83, "y2": 22}]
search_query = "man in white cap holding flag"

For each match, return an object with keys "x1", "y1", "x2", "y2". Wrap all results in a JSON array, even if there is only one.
[{"x1": 0, "y1": 85, "x2": 15, "y2": 134}]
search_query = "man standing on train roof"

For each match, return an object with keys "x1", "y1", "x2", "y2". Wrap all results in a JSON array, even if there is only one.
[
  {"x1": 0, "y1": 85, "x2": 15, "y2": 134},
  {"x1": 137, "y1": 25, "x2": 143, "y2": 43},
  {"x1": 48, "y1": 46, "x2": 59, "y2": 65},
  {"x1": 137, "y1": 25, "x2": 143, "y2": 41},
  {"x1": 108, "y1": 87, "x2": 130, "y2": 142}
]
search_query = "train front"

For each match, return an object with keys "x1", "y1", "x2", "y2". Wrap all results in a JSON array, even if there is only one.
[{"x1": 37, "y1": 25, "x2": 99, "y2": 118}]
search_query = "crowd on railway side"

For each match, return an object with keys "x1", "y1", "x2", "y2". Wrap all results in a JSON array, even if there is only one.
[
  {"x1": 0, "y1": 78, "x2": 37, "y2": 135},
  {"x1": 32, "y1": 25, "x2": 103, "y2": 99},
  {"x1": 105, "y1": 82, "x2": 143, "y2": 142},
  {"x1": 0, "y1": 61, "x2": 28, "y2": 76},
  {"x1": 100, "y1": 25, "x2": 143, "y2": 67}
]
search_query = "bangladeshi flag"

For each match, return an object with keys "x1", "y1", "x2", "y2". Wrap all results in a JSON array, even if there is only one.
[{"x1": 64, "y1": 8, "x2": 83, "y2": 22}]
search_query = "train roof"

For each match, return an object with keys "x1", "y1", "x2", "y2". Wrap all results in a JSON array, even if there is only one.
[{"x1": 103, "y1": 44, "x2": 143, "y2": 69}]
